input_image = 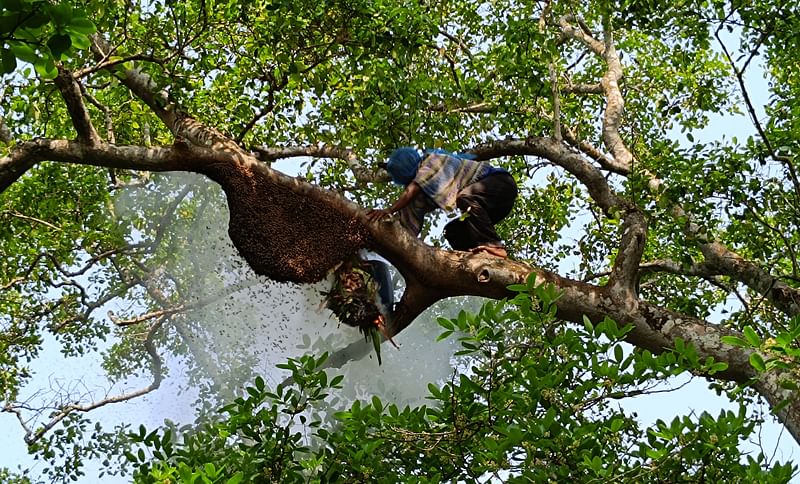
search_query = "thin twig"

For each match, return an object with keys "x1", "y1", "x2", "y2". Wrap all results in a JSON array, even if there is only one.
[{"x1": 4, "y1": 318, "x2": 165, "y2": 445}]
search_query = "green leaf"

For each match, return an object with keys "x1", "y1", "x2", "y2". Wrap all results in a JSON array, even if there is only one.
[
  {"x1": 22, "y1": 13, "x2": 50, "y2": 30},
  {"x1": 47, "y1": 33, "x2": 72, "y2": 58},
  {"x1": 66, "y1": 17, "x2": 96, "y2": 35},
  {"x1": 437, "y1": 317, "x2": 454, "y2": 330},
  {"x1": 333, "y1": 411, "x2": 352, "y2": 420},
  {"x1": 330, "y1": 374, "x2": 344, "y2": 387},
  {"x1": 506, "y1": 283, "x2": 529, "y2": 292},
  {"x1": 1, "y1": 48, "x2": 16, "y2": 73},
  {"x1": 583, "y1": 315, "x2": 594, "y2": 333},
  {"x1": 226, "y1": 472, "x2": 244, "y2": 484},
  {"x1": 371, "y1": 329, "x2": 382, "y2": 365},
  {"x1": 774, "y1": 398, "x2": 791, "y2": 414},
  {"x1": 708, "y1": 362, "x2": 728, "y2": 374},
  {"x1": 69, "y1": 32, "x2": 91, "y2": 50},
  {"x1": 749, "y1": 352, "x2": 766, "y2": 373},
  {"x1": 743, "y1": 326, "x2": 760, "y2": 347},
  {"x1": 177, "y1": 464, "x2": 193, "y2": 483},
  {"x1": 437, "y1": 330, "x2": 453, "y2": 341},
  {"x1": 9, "y1": 42, "x2": 38, "y2": 64},
  {"x1": 614, "y1": 344, "x2": 623, "y2": 362},
  {"x1": 47, "y1": 3, "x2": 74, "y2": 25},
  {"x1": 721, "y1": 335, "x2": 748, "y2": 347}
]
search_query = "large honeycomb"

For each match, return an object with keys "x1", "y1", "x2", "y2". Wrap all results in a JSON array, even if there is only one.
[{"x1": 200, "y1": 161, "x2": 370, "y2": 283}]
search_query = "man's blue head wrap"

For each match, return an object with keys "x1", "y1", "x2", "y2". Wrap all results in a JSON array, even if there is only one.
[{"x1": 387, "y1": 147, "x2": 422, "y2": 185}]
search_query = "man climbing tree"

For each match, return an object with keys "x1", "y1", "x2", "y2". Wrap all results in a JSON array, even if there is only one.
[{"x1": 368, "y1": 147, "x2": 518, "y2": 258}]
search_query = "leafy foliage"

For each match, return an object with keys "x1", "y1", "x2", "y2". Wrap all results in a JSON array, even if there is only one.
[
  {"x1": 130, "y1": 285, "x2": 795, "y2": 482},
  {"x1": 1, "y1": 0, "x2": 95, "y2": 78}
]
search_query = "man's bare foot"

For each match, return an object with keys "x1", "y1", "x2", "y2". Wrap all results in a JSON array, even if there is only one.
[{"x1": 471, "y1": 245, "x2": 508, "y2": 258}]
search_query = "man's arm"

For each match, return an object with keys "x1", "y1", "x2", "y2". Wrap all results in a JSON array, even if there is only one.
[{"x1": 367, "y1": 182, "x2": 422, "y2": 222}]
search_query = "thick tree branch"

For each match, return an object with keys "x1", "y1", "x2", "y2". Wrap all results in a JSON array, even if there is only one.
[
  {"x1": 302, "y1": 134, "x2": 794, "y2": 439},
  {"x1": 470, "y1": 136, "x2": 646, "y2": 298},
  {"x1": 360, "y1": 203, "x2": 800, "y2": 439},
  {"x1": 559, "y1": 16, "x2": 635, "y2": 175},
  {"x1": 91, "y1": 36, "x2": 240, "y2": 154},
  {"x1": 585, "y1": 259, "x2": 742, "y2": 302},
  {"x1": 700, "y1": 241, "x2": 800, "y2": 318},
  {"x1": 429, "y1": 100, "x2": 619, "y2": 175},
  {"x1": 557, "y1": 17, "x2": 648, "y2": 300},
  {"x1": 5, "y1": 136, "x2": 791, "y2": 343},
  {"x1": 558, "y1": 15, "x2": 605, "y2": 55},
  {"x1": 594, "y1": 19, "x2": 632, "y2": 172},
  {"x1": 74, "y1": 53, "x2": 163, "y2": 79},
  {"x1": 586, "y1": 16, "x2": 800, "y2": 321},
  {"x1": 671, "y1": 206, "x2": 800, "y2": 318},
  {"x1": 438, "y1": 21, "x2": 650, "y2": 300},
  {"x1": 561, "y1": 19, "x2": 800, "y2": 326},
  {"x1": 471, "y1": 137, "x2": 620, "y2": 214},
  {"x1": 0, "y1": 116, "x2": 11, "y2": 144},
  {"x1": 562, "y1": 82, "x2": 604, "y2": 94},
  {"x1": 0, "y1": 139, "x2": 219, "y2": 193},
  {"x1": 639, "y1": 259, "x2": 715, "y2": 278},
  {"x1": 368, "y1": 217, "x2": 800, "y2": 440},
  {"x1": 549, "y1": 64, "x2": 562, "y2": 141},
  {"x1": 560, "y1": 15, "x2": 800, "y2": 324},
  {"x1": 90, "y1": 36, "x2": 178, "y2": 134},
  {"x1": 597, "y1": 32, "x2": 634, "y2": 173},
  {"x1": 560, "y1": 124, "x2": 615, "y2": 170},
  {"x1": 52, "y1": 66, "x2": 101, "y2": 145},
  {"x1": 0, "y1": 145, "x2": 42, "y2": 192}
]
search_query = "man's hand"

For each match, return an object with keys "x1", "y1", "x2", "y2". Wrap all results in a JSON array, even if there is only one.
[
  {"x1": 366, "y1": 182, "x2": 418, "y2": 224},
  {"x1": 367, "y1": 208, "x2": 391, "y2": 222}
]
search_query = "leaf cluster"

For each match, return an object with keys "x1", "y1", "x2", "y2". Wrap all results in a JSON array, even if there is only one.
[
  {"x1": 1, "y1": 0, "x2": 95, "y2": 77},
  {"x1": 129, "y1": 284, "x2": 796, "y2": 482}
]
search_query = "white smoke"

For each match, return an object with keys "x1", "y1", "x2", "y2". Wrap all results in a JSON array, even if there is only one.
[{"x1": 134, "y1": 172, "x2": 473, "y2": 425}]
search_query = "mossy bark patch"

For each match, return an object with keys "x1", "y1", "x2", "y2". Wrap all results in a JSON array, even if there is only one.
[{"x1": 201, "y1": 161, "x2": 370, "y2": 283}]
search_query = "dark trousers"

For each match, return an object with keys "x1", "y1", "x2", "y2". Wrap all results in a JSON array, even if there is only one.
[{"x1": 444, "y1": 172, "x2": 518, "y2": 251}]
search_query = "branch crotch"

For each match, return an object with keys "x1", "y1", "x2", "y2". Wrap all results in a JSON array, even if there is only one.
[{"x1": 387, "y1": 279, "x2": 444, "y2": 338}]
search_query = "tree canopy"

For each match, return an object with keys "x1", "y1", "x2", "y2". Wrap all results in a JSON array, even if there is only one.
[{"x1": 1, "y1": 0, "x2": 799, "y2": 481}]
